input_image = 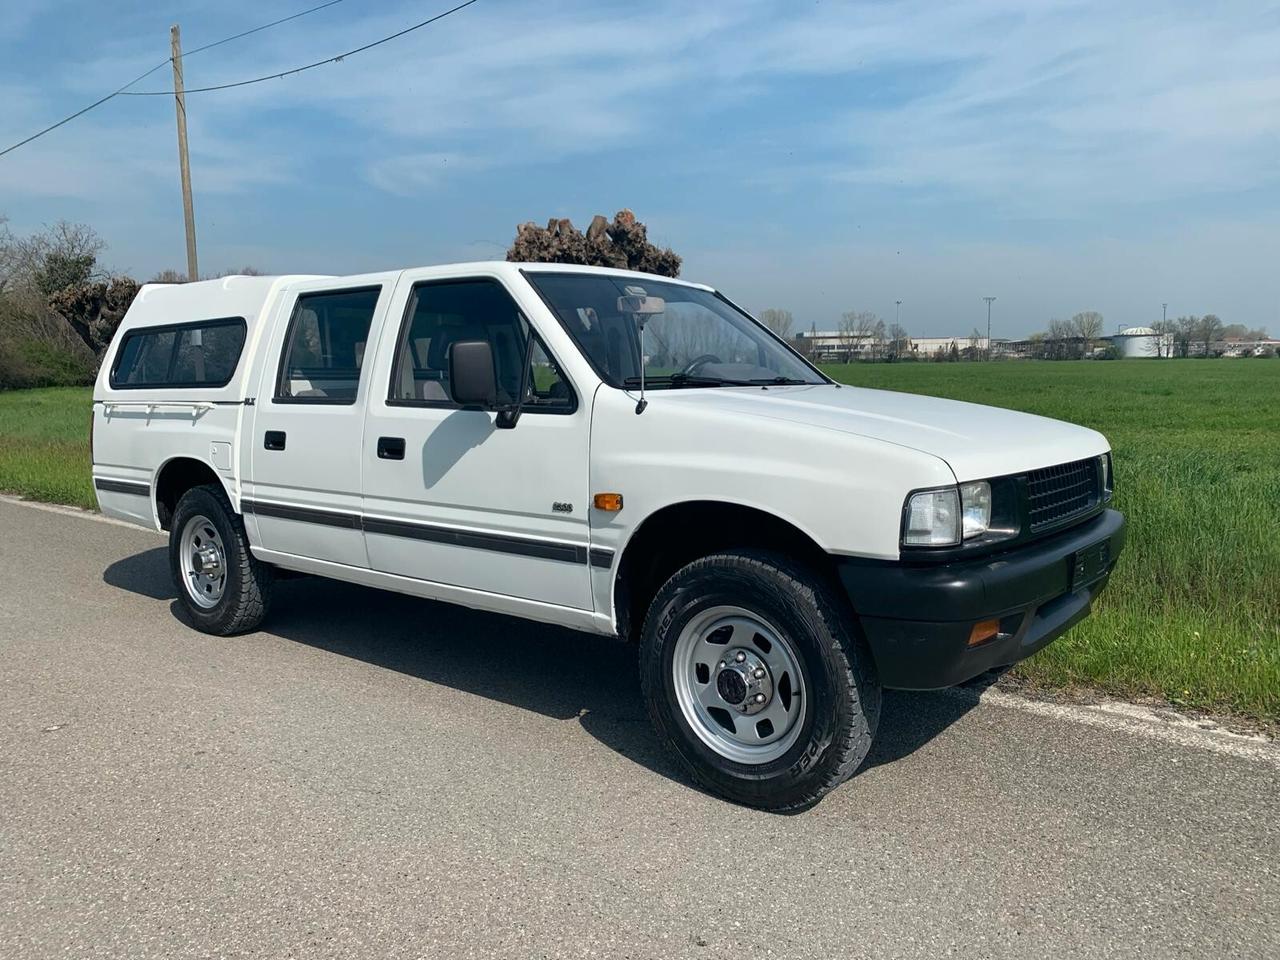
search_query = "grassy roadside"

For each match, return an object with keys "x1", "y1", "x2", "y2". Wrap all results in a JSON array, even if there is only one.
[
  {"x1": 0, "y1": 387, "x2": 96, "y2": 510},
  {"x1": 2, "y1": 361, "x2": 1277, "y2": 720}
]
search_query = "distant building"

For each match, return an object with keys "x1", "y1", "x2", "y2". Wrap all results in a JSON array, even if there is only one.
[
  {"x1": 1215, "y1": 337, "x2": 1279, "y2": 357},
  {"x1": 1110, "y1": 326, "x2": 1172, "y2": 358},
  {"x1": 910, "y1": 336, "x2": 995, "y2": 358},
  {"x1": 793, "y1": 330, "x2": 995, "y2": 361}
]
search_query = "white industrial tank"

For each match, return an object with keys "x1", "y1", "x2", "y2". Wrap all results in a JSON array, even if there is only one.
[{"x1": 1113, "y1": 326, "x2": 1162, "y2": 358}]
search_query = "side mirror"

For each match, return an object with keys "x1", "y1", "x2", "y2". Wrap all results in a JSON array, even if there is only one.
[{"x1": 449, "y1": 339, "x2": 497, "y2": 408}]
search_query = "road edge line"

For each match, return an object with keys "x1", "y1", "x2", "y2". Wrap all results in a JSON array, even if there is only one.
[
  {"x1": 947, "y1": 684, "x2": 1280, "y2": 766},
  {"x1": 0, "y1": 493, "x2": 162, "y2": 533}
]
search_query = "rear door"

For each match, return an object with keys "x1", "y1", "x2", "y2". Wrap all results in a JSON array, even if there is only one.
[
  {"x1": 360, "y1": 269, "x2": 595, "y2": 610},
  {"x1": 243, "y1": 276, "x2": 396, "y2": 567}
]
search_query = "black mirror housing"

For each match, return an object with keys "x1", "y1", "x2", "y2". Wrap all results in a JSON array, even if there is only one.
[{"x1": 449, "y1": 339, "x2": 498, "y2": 408}]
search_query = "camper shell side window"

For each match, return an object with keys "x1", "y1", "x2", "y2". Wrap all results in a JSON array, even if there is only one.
[{"x1": 109, "y1": 317, "x2": 247, "y2": 390}]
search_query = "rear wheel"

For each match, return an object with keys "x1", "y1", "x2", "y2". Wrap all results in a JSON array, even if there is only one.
[
  {"x1": 639, "y1": 550, "x2": 880, "y2": 811},
  {"x1": 169, "y1": 484, "x2": 271, "y2": 635}
]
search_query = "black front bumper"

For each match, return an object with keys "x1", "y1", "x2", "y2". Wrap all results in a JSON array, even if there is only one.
[{"x1": 836, "y1": 508, "x2": 1126, "y2": 690}]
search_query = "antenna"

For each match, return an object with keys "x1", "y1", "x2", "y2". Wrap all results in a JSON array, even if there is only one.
[{"x1": 635, "y1": 317, "x2": 649, "y2": 415}]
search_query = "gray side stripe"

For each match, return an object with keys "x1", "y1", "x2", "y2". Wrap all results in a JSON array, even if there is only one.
[
  {"x1": 241, "y1": 498, "x2": 615, "y2": 568},
  {"x1": 94, "y1": 478, "x2": 150, "y2": 496}
]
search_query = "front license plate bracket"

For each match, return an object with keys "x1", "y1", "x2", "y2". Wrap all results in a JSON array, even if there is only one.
[{"x1": 1071, "y1": 539, "x2": 1111, "y2": 591}]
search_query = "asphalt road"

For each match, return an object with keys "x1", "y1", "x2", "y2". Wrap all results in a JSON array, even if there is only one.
[{"x1": 2, "y1": 498, "x2": 1277, "y2": 959}]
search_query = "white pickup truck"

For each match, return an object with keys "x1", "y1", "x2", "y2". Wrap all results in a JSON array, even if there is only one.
[{"x1": 92, "y1": 262, "x2": 1125, "y2": 809}]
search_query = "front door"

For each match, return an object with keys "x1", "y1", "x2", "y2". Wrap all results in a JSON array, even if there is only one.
[
  {"x1": 245, "y1": 277, "x2": 394, "y2": 567},
  {"x1": 361, "y1": 272, "x2": 594, "y2": 610}
]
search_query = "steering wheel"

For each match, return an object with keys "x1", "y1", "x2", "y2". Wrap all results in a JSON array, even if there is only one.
[{"x1": 681, "y1": 354, "x2": 723, "y2": 376}]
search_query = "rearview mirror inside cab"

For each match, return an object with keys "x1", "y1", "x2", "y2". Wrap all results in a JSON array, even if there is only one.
[{"x1": 449, "y1": 339, "x2": 498, "y2": 408}]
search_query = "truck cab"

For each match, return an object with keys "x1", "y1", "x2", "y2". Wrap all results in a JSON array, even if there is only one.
[{"x1": 92, "y1": 262, "x2": 1125, "y2": 810}]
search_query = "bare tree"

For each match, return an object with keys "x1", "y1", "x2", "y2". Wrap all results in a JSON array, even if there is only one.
[
  {"x1": 1, "y1": 218, "x2": 108, "y2": 356},
  {"x1": 886, "y1": 322, "x2": 910, "y2": 360},
  {"x1": 868, "y1": 317, "x2": 887, "y2": 360},
  {"x1": 838, "y1": 310, "x2": 882, "y2": 361},
  {"x1": 836, "y1": 314, "x2": 859, "y2": 362},
  {"x1": 1072, "y1": 311, "x2": 1104, "y2": 358},
  {"x1": 1196, "y1": 313, "x2": 1224, "y2": 357},
  {"x1": 0, "y1": 219, "x2": 104, "y2": 301},
  {"x1": 1152, "y1": 318, "x2": 1178, "y2": 358},
  {"x1": 1220, "y1": 322, "x2": 1269, "y2": 340},
  {"x1": 1173, "y1": 316, "x2": 1198, "y2": 357},
  {"x1": 758, "y1": 308, "x2": 794, "y2": 339},
  {"x1": 1045, "y1": 318, "x2": 1078, "y2": 360},
  {"x1": 964, "y1": 327, "x2": 983, "y2": 361}
]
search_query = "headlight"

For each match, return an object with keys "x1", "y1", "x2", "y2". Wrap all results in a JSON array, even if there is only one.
[
  {"x1": 960, "y1": 481, "x2": 992, "y2": 539},
  {"x1": 1099, "y1": 453, "x2": 1113, "y2": 500},
  {"x1": 903, "y1": 488, "x2": 961, "y2": 546},
  {"x1": 903, "y1": 481, "x2": 993, "y2": 547}
]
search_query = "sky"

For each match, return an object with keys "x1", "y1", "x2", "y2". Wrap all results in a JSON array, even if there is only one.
[{"x1": 1, "y1": 0, "x2": 1278, "y2": 338}]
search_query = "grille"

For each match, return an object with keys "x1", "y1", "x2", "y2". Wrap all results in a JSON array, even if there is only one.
[{"x1": 1025, "y1": 458, "x2": 1100, "y2": 532}]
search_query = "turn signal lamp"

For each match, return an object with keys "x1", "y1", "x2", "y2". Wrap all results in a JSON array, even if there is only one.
[
  {"x1": 968, "y1": 619, "x2": 1001, "y2": 647},
  {"x1": 594, "y1": 493, "x2": 624, "y2": 512}
]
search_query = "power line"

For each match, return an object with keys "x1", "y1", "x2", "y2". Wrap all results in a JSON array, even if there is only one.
[
  {"x1": 0, "y1": 0, "x2": 348, "y2": 159},
  {"x1": 119, "y1": 0, "x2": 480, "y2": 96},
  {"x1": 0, "y1": 60, "x2": 167, "y2": 159},
  {"x1": 182, "y1": 0, "x2": 346, "y2": 59}
]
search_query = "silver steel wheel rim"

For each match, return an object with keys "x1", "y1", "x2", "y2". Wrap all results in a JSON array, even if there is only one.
[
  {"x1": 671, "y1": 605, "x2": 808, "y2": 765},
  {"x1": 179, "y1": 514, "x2": 227, "y2": 610}
]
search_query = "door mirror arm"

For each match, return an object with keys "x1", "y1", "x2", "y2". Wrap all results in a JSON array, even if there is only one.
[{"x1": 495, "y1": 327, "x2": 535, "y2": 430}]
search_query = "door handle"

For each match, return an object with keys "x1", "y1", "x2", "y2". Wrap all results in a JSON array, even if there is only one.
[
  {"x1": 377, "y1": 436, "x2": 406, "y2": 460},
  {"x1": 264, "y1": 430, "x2": 286, "y2": 451}
]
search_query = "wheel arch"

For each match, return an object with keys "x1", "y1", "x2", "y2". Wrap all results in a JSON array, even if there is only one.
[
  {"x1": 152, "y1": 456, "x2": 234, "y2": 531},
  {"x1": 611, "y1": 499, "x2": 843, "y2": 642}
]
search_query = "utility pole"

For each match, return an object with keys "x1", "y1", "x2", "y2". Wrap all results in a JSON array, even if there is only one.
[
  {"x1": 1162, "y1": 302, "x2": 1168, "y2": 325},
  {"x1": 895, "y1": 300, "x2": 901, "y2": 325},
  {"x1": 983, "y1": 296, "x2": 996, "y2": 360},
  {"x1": 171, "y1": 24, "x2": 199, "y2": 282}
]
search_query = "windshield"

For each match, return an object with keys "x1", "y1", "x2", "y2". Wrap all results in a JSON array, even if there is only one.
[{"x1": 526, "y1": 273, "x2": 826, "y2": 389}]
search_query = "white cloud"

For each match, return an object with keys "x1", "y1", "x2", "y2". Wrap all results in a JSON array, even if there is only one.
[
  {"x1": 12, "y1": 0, "x2": 1279, "y2": 206},
  {"x1": 3, "y1": 0, "x2": 1279, "y2": 320}
]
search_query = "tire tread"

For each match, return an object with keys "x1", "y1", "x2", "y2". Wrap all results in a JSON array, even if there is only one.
[
  {"x1": 170, "y1": 484, "x2": 271, "y2": 635},
  {"x1": 640, "y1": 549, "x2": 880, "y2": 811}
]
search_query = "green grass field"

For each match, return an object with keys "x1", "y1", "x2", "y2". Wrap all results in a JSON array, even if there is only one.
[
  {"x1": 820, "y1": 359, "x2": 1280, "y2": 720},
  {"x1": 2, "y1": 360, "x2": 1278, "y2": 720},
  {"x1": 0, "y1": 387, "x2": 96, "y2": 509}
]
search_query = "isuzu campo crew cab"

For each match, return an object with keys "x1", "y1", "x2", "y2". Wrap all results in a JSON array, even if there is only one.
[{"x1": 92, "y1": 262, "x2": 1125, "y2": 809}]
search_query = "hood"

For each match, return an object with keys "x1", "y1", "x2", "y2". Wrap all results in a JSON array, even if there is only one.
[{"x1": 639, "y1": 383, "x2": 1109, "y2": 482}]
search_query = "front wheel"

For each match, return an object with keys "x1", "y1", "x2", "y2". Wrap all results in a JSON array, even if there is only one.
[
  {"x1": 169, "y1": 484, "x2": 272, "y2": 635},
  {"x1": 639, "y1": 550, "x2": 880, "y2": 811}
]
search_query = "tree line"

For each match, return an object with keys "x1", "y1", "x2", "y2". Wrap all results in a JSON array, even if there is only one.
[
  {"x1": 0, "y1": 216, "x2": 261, "y2": 389},
  {"x1": 757, "y1": 306, "x2": 1271, "y2": 362}
]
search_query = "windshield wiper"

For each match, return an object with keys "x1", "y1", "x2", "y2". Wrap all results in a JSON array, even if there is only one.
[
  {"x1": 622, "y1": 373, "x2": 755, "y2": 388},
  {"x1": 746, "y1": 376, "x2": 811, "y2": 385}
]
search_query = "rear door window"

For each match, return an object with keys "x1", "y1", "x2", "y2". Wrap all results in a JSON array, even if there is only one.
[
  {"x1": 111, "y1": 319, "x2": 246, "y2": 388},
  {"x1": 275, "y1": 287, "x2": 381, "y2": 404}
]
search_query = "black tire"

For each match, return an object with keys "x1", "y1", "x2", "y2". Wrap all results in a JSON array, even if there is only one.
[
  {"x1": 168, "y1": 484, "x2": 272, "y2": 635},
  {"x1": 639, "y1": 550, "x2": 880, "y2": 811}
]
